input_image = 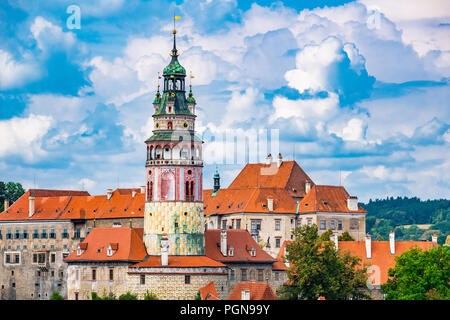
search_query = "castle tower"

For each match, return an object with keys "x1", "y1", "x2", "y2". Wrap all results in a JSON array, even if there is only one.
[{"x1": 143, "y1": 27, "x2": 205, "y2": 256}]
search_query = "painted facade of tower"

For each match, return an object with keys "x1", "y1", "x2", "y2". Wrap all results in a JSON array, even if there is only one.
[{"x1": 143, "y1": 29, "x2": 205, "y2": 256}]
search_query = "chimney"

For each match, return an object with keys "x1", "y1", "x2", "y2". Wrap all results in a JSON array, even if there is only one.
[
  {"x1": 330, "y1": 232, "x2": 338, "y2": 250},
  {"x1": 160, "y1": 234, "x2": 169, "y2": 266},
  {"x1": 305, "y1": 180, "x2": 311, "y2": 194},
  {"x1": 132, "y1": 190, "x2": 137, "y2": 198},
  {"x1": 347, "y1": 196, "x2": 358, "y2": 211},
  {"x1": 107, "y1": 189, "x2": 113, "y2": 200},
  {"x1": 432, "y1": 233, "x2": 438, "y2": 244},
  {"x1": 277, "y1": 153, "x2": 282, "y2": 168},
  {"x1": 140, "y1": 186, "x2": 145, "y2": 194},
  {"x1": 365, "y1": 234, "x2": 372, "y2": 259},
  {"x1": 265, "y1": 153, "x2": 272, "y2": 165},
  {"x1": 29, "y1": 196, "x2": 35, "y2": 217},
  {"x1": 389, "y1": 231, "x2": 395, "y2": 255},
  {"x1": 4, "y1": 199, "x2": 9, "y2": 211},
  {"x1": 220, "y1": 229, "x2": 227, "y2": 257},
  {"x1": 267, "y1": 198, "x2": 274, "y2": 212}
]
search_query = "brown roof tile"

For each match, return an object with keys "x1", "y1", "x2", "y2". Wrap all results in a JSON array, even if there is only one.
[{"x1": 227, "y1": 282, "x2": 277, "y2": 300}]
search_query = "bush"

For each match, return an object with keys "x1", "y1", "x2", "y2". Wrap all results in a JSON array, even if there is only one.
[{"x1": 50, "y1": 291, "x2": 64, "y2": 300}]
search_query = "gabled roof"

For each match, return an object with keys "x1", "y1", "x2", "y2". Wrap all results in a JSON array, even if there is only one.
[
  {"x1": 227, "y1": 161, "x2": 314, "y2": 197},
  {"x1": 205, "y1": 229, "x2": 276, "y2": 264},
  {"x1": 129, "y1": 255, "x2": 226, "y2": 268},
  {"x1": 64, "y1": 228, "x2": 147, "y2": 262},
  {"x1": 0, "y1": 188, "x2": 145, "y2": 221},
  {"x1": 0, "y1": 190, "x2": 87, "y2": 221},
  {"x1": 203, "y1": 187, "x2": 298, "y2": 215},
  {"x1": 338, "y1": 240, "x2": 437, "y2": 285},
  {"x1": 298, "y1": 185, "x2": 367, "y2": 213},
  {"x1": 227, "y1": 282, "x2": 277, "y2": 300},
  {"x1": 200, "y1": 281, "x2": 220, "y2": 300}
]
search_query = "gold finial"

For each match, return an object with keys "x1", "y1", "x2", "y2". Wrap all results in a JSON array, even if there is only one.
[{"x1": 172, "y1": 29, "x2": 177, "y2": 34}]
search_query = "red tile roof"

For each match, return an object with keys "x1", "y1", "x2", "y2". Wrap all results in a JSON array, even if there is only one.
[
  {"x1": 0, "y1": 188, "x2": 145, "y2": 221},
  {"x1": 64, "y1": 227, "x2": 147, "y2": 262},
  {"x1": 130, "y1": 255, "x2": 226, "y2": 268},
  {"x1": 338, "y1": 240, "x2": 437, "y2": 285},
  {"x1": 227, "y1": 282, "x2": 277, "y2": 300},
  {"x1": 205, "y1": 229, "x2": 276, "y2": 263},
  {"x1": 200, "y1": 281, "x2": 220, "y2": 300},
  {"x1": 203, "y1": 187, "x2": 299, "y2": 215},
  {"x1": 227, "y1": 161, "x2": 314, "y2": 196},
  {"x1": 298, "y1": 185, "x2": 367, "y2": 213},
  {"x1": 278, "y1": 239, "x2": 437, "y2": 285}
]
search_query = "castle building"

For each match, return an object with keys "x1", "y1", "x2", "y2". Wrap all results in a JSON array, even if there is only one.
[{"x1": 203, "y1": 155, "x2": 367, "y2": 257}]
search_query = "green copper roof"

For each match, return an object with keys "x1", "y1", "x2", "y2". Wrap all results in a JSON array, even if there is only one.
[
  {"x1": 153, "y1": 90, "x2": 194, "y2": 116},
  {"x1": 186, "y1": 91, "x2": 196, "y2": 104},
  {"x1": 163, "y1": 59, "x2": 186, "y2": 76},
  {"x1": 145, "y1": 131, "x2": 202, "y2": 143},
  {"x1": 214, "y1": 169, "x2": 220, "y2": 179}
]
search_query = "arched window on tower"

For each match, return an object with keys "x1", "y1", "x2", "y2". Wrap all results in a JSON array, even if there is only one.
[
  {"x1": 168, "y1": 121, "x2": 173, "y2": 130},
  {"x1": 185, "y1": 181, "x2": 190, "y2": 201},
  {"x1": 190, "y1": 181, "x2": 194, "y2": 201}
]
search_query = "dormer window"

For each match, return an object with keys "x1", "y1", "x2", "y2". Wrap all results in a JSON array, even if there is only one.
[
  {"x1": 107, "y1": 243, "x2": 118, "y2": 257},
  {"x1": 250, "y1": 247, "x2": 256, "y2": 257},
  {"x1": 228, "y1": 247, "x2": 234, "y2": 257},
  {"x1": 77, "y1": 243, "x2": 87, "y2": 256}
]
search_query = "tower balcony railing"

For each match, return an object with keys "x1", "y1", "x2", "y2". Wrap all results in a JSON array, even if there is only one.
[{"x1": 146, "y1": 159, "x2": 203, "y2": 166}]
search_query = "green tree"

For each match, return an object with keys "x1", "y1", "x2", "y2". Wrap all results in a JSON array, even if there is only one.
[
  {"x1": 50, "y1": 291, "x2": 64, "y2": 300},
  {"x1": 338, "y1": 231, "x2": 354, "y2": 241},
  {"x1": 278, "y1": 225, "x2": 370, "y2": 300},
  {"x1": 195, "y1": 290, "x2": 202, "y2": 300},
  {"x1": 119, "y1": 291, "x2": 138, "y2": 300},
  {"x1": 382, "y1": 246, "x2": 450, "y2": 300},
  {"x1": 5, "y1": 182, "x2": 25, "y2": 203},
  {"x1": 144, "y1": 290, "x2": 158, "y2": 300}
]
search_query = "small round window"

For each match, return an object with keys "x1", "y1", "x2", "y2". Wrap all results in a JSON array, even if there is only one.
[{"x1": 183, "y1": 121, "x2": 189, "y2": 128}]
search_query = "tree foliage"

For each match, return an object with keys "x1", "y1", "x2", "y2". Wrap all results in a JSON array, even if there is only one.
[
  {"x1": 0, "y1": 181, "x2": 25, "y2": 211},
  {"x1": 362, "y1": 197, "x2": 450, "y2": 244},
  {"x1": 278, "y1": 225, "x2": 370, "y2": 300},
  {"x1": 382, "y1": 246, "x2": 450, "y2": 300},
  {"x1": 50, "y1": 291, "x2": 64, "y2": 300}
]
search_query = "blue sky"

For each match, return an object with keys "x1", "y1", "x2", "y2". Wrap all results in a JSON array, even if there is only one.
[{"x1": 0, "y1": 0, "x2": 449, "y2": 202}]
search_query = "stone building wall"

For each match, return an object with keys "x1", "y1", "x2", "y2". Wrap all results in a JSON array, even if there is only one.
[
  {"x1": 66, "y1": 262, "x2": 131, "y2": 300},
  {"x1": 127, "y1": 268, "x2": 228, "y2": 300},
  {"x1": 0, "y1": 220, "x2": 78, "y2": 300}
]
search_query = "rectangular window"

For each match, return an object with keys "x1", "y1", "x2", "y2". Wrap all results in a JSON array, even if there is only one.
[
  {"x1": 241, "y1": 269, "x2": 247, "y2": 281},
  {"x1": 350, "y1": 218, "x2": 359, "y2": 230},
  {"x1": 109, "y1": 269, "x2": 114, "y2": 281},
  {"x1": 49, "y1": 229, "x2": 56, "y2": 239},
  {"x1": 307, "y1": 219, "x2": 312, "y2": 226},
  {"x1": 275, "y1": 219, "x2": 281, "y2": 231},
  {"x1": 15, "y1": 230, "x2": 20, "y2": 239},
  {"x1": 257, "y1": 269, "x2": 264, "y2": 282},
  {"x1": 0, "y1": 230, "x2": 2, "y2": 240},
  {"x1": 74, "y1": 228, "x2": 81, "y2": 239},
  {"x1": 230, "y1": 269, "x2": 235, "y2": 281},
  {"x1": 140, "y1": 274, "x2": 145, "y2": 285},
  {"x1": 41, "y1": 229, "x2": 47, "y2": 239},
  {"x1": 38, "y1": 253, "x2": 45, "y2": 264},
  {"x1": 275, "y1": 237, "x2": 281, "y2": 248},
  {"x1": 320, "y1": 220, "x2": 326, "y2": 230},
  {"x1": 185, "y1": 275, "x2": 191, "y2": 284},
  {"x1": 62, "y1": 229, "x2": 69, "y2": 239},
  {"x1": 330, "y1": 220, "x2": 336, "y2": 230},
  {"x1": 92, "y1": 268, "x2": 97, "y2": 281},
  {"x1": 14, "y1": 254, "x2": 19, "y2": 264},
  {"x1": 338, "y1": 220, "x2": 343, "y2": 230},
  {"x1": 275, "y1": 272, "x2": 279, "y2": 281},
  {"x1": 33, "y1": 229, "x2": 39, "y2": 239},
  {"x1": 5, "y1": 254, "x2": 11, "y2": 264},
  {"x1": 51, "y1": 253, "x2": 56, "y2": 263},
  {"x1": 250, "y1": 220, "x2": 262, "y2": 231},
  {"x1": 33, "y1": 254, "x2": 37, "y2": 263},
  {"x1": 22, "y1": 230, "x2": 28, "y2": 239},
  {"x1": 6, "y1": 229, "x2": 12, "y2": 239},
  {"x1": 236, "y1": 219, "x2": 241, "y2": 229},
  {"x1": 222, "y1": 220, "x2": 227, "y2": 229}
]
